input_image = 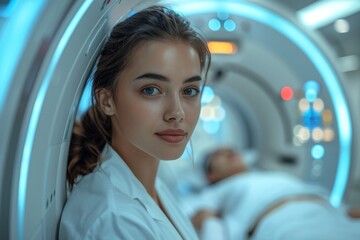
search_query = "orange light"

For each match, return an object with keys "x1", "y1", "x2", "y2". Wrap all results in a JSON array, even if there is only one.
[
  {"x1": 207, "y1": 41, "x2": 238, "y2": 54},
  {"x1": 323, "y1": 128, "x2": 335, "y2": 142},
  {"x1": 323, "y1": 109, "x2": 332, "y2": 123}
]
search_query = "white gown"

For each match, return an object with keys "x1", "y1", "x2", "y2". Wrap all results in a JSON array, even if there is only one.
[
  {"x1": 59, "y1": 144, "x2": 198, "y2": 240},
  {"x1": 180, "y1": 171, "x2": 360, "y2": 240}
]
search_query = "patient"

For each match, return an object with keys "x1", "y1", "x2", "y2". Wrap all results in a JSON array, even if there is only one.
[{"x1": 181, "y1": 148, "x2": 360, "y2": 240}]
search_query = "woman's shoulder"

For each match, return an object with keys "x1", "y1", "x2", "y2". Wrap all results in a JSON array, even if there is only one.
[
  {"x1": 60, "y1": 170, "x2": 151, "y2": 234},
  {"x1": 69, "y1": 167, "x2": 144, "y2": 205},
  {"x1": 60, "y1": 172, "x2": 159, "y2": 239}
]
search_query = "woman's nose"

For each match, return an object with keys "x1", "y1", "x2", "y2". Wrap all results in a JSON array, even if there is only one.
[{"x1": 164, "y1": 95, "x2": 185, "y2": 122}]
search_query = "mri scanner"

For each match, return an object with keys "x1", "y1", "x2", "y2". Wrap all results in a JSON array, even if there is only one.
[{"x1": 0, "y1": 0, "x2": 357, "y2": 239}]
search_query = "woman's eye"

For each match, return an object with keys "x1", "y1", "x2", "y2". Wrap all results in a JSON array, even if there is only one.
[
  {"x1": 141, "y1": 87, "x2": 161, "y2": 96},
  {"x1": 183, "y1": 87, "x2": 199, "y2": 96}
]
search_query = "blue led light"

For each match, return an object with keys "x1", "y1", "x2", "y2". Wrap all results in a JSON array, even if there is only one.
[
  {"x1": 172, "y1": 0, "x2": 352, "y2": 207},
  {"x1": 18, "y1": 1, "x2": 93, "y2": 239},
  {"x1": 224, "y1": 19, "x2": 236, "y2": 32},
  {"x1": 305, "y1": 89, "x2": 317, "y2": 102},
  {"x1": 0, "y1": 0, "x2": 45, "y2": 115},
  {"x1": 127, "y1": 9, "x2": 137, "y2": 18},
  {"x1": 202, "y1": 120, "x2": 220, "y2": 134},
  {"x1": 302, "y1": 109, "x2": 321, "y2": 130},
  {"x1": 201, "y1": 86, "x2": 215, "y2": 104},
  {"x1": 0, "y1": 0, "x2": 18, "y2": 17},
  {"x1": 304, "y1": 80, "x2": 320, "y2": 102},
  {"x1": 311, "y1": 144, "x2": 325, "y2": 159},
  {"x1": 78, "y1": 76, "x2": 93, "y2": 117},
  {"x1": 305, "y1": 80, "x2": 320, "y2": 93},
  {"x1": 1, "y1": 0, "x2": 46, "y2": 238},
  {"x1": 208, "y1": 18, "x2": 221, "y2": 31}
]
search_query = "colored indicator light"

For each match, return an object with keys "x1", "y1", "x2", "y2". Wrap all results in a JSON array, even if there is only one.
[
  {"x1": 323, "y1": 128, "x2": 335, "y2": 142},
  {"x1": 304, "y1": 80, "x2": 320, "y2": 102},
  {"x1": 299, "y1": 98, "x2": 310, "y2": 112},
  {"x1": 298, "y1": 126, "x2": 310, "y2": 142},
  {"x1": 208, "y1": 18, "x2": 221, "y2": 31},
  {"x1": 207, "y1": 41, "x2": 238, "y2": 54},
  {"x1": 312, "y1": 127, "x2": 324, "y2": 142},
  {"x1": 200, "y1": 106, "x2": 216, "y2": 120},
  {"x1": 305, "y1": 80, "x2": 320, "y2": 93},
  {"x1": 311, "y1": 144, "x2": 325, "y2": 159},
  {"x1": 202, "y1": 120, "x2": 221, "y2": 134},
  {"x1": 302, "y1": 109, "x2": 322, "y2": 130},
  {"x1": 201, "y1": 86, "x2": 215, "y2": 104},
  {"x1": 200, "y1": 105, "x2": 226, "y2": 122},
  {"x1": 313, "y1": 98, "x2": 324, "y2": 112},
  {"x1": 305, "y1": 89, "x2": 317, "y2": 102},
  {"x1": 280, "y1": 86, "x2": 293, "y2": 101},
  {"x1": 322, "y1": 109, "x2": 333, "y2": 123},
  {"x1": 224, "y1": 19, "x2": 236, "y2": 31}
]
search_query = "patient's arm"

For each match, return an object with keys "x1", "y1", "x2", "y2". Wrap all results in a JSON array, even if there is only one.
[
  {"x1": 348, "y1": 208, "x2": 360, "y2": 218},
  {"x1": 191, "y1": 210, "x2": 226, "y2": 240},
  {"x1": 191, "y1": 209, "x2": 219, "y2": 230}
]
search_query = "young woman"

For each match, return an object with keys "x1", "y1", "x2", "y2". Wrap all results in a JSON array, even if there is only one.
[{"x1": 59, "y1": 5, "x2": 211, "y2": 240}]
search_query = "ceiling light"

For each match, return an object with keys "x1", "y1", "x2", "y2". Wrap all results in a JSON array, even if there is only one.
[
  {"x1": 297, "y1": 1, "x2": 360, "y2": 29},
  {"x1": 334, "y1": 19, "x2": 350, "y2": 33}
]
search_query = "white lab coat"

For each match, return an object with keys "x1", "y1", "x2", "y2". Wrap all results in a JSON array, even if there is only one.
[{"x1": 59, "y1": 144, "x2": 198, "y2": 240}]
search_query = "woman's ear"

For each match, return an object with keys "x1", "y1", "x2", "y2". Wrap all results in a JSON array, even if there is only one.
[{"x1": 96, "y1": 89, "x2": 116, "y2": 116}]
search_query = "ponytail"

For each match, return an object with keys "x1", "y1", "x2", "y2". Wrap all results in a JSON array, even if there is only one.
[{"x1": 67, "y1": 106, "x2": 111, "y2": 188}]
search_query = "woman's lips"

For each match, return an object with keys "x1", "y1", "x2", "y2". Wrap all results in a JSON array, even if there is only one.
[{"x1": 155, "y1": 129, "x2": 187, "y2": 143}]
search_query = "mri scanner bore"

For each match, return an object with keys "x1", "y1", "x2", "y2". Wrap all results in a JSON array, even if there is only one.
[{"x1": 1, "y1": 0, "x2": 360, "y2": 240}]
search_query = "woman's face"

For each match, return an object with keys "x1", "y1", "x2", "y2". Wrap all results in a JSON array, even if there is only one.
[
  {"x1": 207, "y1": 148, "x2": 247, "y2": 183},
  {"x1": 108, "y1": 40, "x2": 202, "y2": 161}
]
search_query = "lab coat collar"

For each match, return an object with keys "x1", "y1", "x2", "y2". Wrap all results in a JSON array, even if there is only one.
[{"x1": 100, "y1": 144, "x2": 169, "y2": 222}]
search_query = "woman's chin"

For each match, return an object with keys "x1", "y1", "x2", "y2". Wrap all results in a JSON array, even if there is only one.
[{"x1": 159, "y1": 150, "x2": 185, "y2": 161}]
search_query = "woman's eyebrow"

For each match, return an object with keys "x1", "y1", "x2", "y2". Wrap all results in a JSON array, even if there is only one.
[
  {"x1": 184, "y1": 76, "x2": 202, "y2": 83},
  {"x1": 134, "y1": 73, "x2": 202, "y2": 83},
  {"x1": 135, "y1": 73, "x2": 168, "y2": 82}
]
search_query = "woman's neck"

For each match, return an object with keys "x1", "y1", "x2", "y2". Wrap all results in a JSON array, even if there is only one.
[
  {"x1": 130, "y1": 158, "x2": 159, "y2": 199},
  {"x1": 111, "y1": 142, "x2": 160, "y2": 201}
]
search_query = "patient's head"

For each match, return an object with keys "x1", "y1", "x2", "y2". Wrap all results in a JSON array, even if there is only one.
[{"x1": 204, "y1": 148, "x2": 247, "y2": 184}]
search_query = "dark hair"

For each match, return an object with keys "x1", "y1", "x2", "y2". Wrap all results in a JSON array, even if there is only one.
[
  {"x1": 67, "y1": 6, "x2": 211, "y2": 187},
  {"x1": 203, "y1": 151, "x2": 215, "y2": 175}
]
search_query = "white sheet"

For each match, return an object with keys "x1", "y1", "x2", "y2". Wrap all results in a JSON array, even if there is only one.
[
  {"x1": 252, "y1": 201, "x2": 360, "y2": 240},
  {"x1": 179, "y1": 170, "x2": 360, "y2": 240}
]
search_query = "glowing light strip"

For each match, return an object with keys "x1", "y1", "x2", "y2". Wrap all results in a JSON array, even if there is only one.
[
  {"x1": 18, "y1": 1, "x2": 93, "y2": 239},
  {"x1": 297, "y1": 1, "x2": 360, "y2": 29},
  {"x1": 0, "y1": 0, "x2": 44, "y2": 115},
  {"x1": 0, "y1": 0, "x2": 18, "y2": 17},
  {"x1": 171, "y1": 0, "x2": 352, "y2": 207}
]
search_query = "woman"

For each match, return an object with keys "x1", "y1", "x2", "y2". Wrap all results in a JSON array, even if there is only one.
[{"x1": 59, "y1": 5, "x2": 210, "y2": 239}]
